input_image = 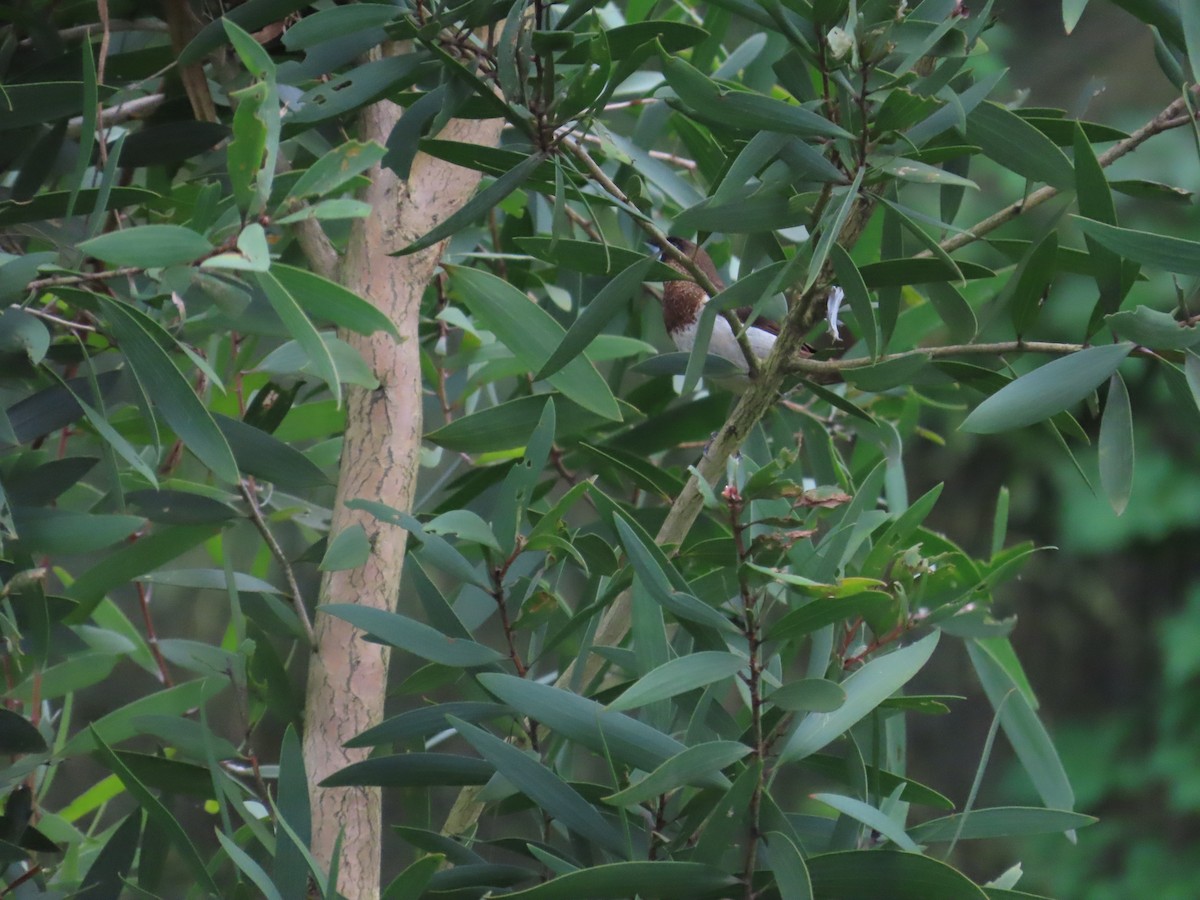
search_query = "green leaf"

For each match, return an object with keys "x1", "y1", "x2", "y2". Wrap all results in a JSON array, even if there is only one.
[
  {"x1": 767, "y1": 592, "x2": 895, "y2": 642},
  {"x1": 965, "y1": 101, "x2": 1074, "y2": 189},
  {"x1": 1184, "y1": 0, "x2": 1200, "y2": 83},
  {"x1": 95, "y1": 298, "x2": 239, "y2": 483},
  {"x1": 966, "y1": 640, "x2": 1074, "y2": 811},
  {"x1": 319, "y1": 753, "x2": 493, "y2": 787},
  {"x1": 1063, "y1": 0, "x2": 1091, "y2": 32},
  {"x1": 806, "y1": 167, "x2": 864, "y2": 292},
  {"x1": 321, "y1": 604, "x2": 505, "y2": 667},
  {"x1": 1074, "y1": 217, "x2": 1200, "y2": 275},
  {"x1": 0, "y1": 81, "x2": 116, "y2": 130},
  {"x1": 1007, "y1": 230, "x2": 1058, "y2": 335},
  {"x1": 11, "y1": 508, "x2": 142, "y2": 555},
  {"x1": 284, "y1": 140, "x2": 387, "y2": 204},
  {"x1": 450, "y1": 717, "x2": 627, "y2": 856},
  {"x1": 214, "y1": 414, "x2": 330, "y2": 491},
  {"x1": 447, "y1": 266, "x2": 621, "y2": 420},
  {"x1": 1073, "y1": 125, "x2": 1122, "y2": 317},
  {"x1": 321, "y1": 525, "x2": 371, "y2": 571},
  {"x1": 271, "y1": 263, "x2": 400, "y2": 339},
  {"x1": 488, "y1": 862, "x2": 736, "y2": 900},
  {"x1": 62, "y1": 679, "x2": 225, "y2": 756},
  {"x1": 384, "y1": 854, "x2": 445, "y2": 899},
  {"x1": 65, "y1": 525, "x2": 220, "y2": 618},
  {"x1": 215, "y1": 830, "x2": 282, "y2": 900},
  {"x1": 807, "y1": 851, "x2": 987, "y2": 899},
  {"x1": 78, "y1": 225, "x2": 213, "y2": 268},
  {"x1": 516, "y1": 238, "x2": 679, "y2": 278},
  {"x1": 811, "y1": 793, "x2": 920, "y2": 851},
  {"x1": 253, "y1": 271, "x2": 342, "y2": 406},
  {"x1": 0, "y1": 709, "x2": 47, "y2": 754},
  {"x1": 603, "y1": 742, "x2": 751, "y2": 806},
  {"x1": 537, "y1": 258, "x2": 654, "y2": 380},
  {"x1": 858, "y1": 258, "x2": 994, "y2": 287},
  {"x1": 286, "y1": 53, "x2": 424, "y2": 126},
  {"x1": 477, "y1": 673, "x2": 719, "y2": 780},
  {"x1": 831, "y1": 245, "x2": 879, "y2": 359},
  {"x1": 396, "y1": 153, "x2": 543, "y2": 256},
  {"x1": 769, "y1": 678, "x2": 847, "y2": 713},
  {"x1": 1098, "y1": 373, "x2": 1134, "y2": 515},
  {"x1": 767, "y1": 831, "x2": 813, "y2": 900},
  {"x1": 779, "y1": 632, "x2": 940, "y2": 763},
  {"x1": 90, "y1": 729, "x2": 221, "y2": 896},
  {"x1": 1106, "y1": 306, "x2": 1200, "y2": 349},
  {"x1": 960, "y1": 343, "x2": 1133, "y2": 433},
  {"x1": 608, "y1": 652, "x2": 746, "y2": 711},
  {"x1": 661, "y1": 53, "x2": 851, "y2": 139},
  {"x1": 909, "y1": 806, "x2": 1096, "y2": 842},
  {"x1": 346, "y1": 702, "x2": 507, "y2": 748},
  {"x1": 281, "y1": 5, "x2": 398, "y2": 50}
]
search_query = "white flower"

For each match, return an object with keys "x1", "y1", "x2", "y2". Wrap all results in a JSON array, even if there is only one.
[{"x1": 826, "y1": 285, "x2": 845, "y2": 341}]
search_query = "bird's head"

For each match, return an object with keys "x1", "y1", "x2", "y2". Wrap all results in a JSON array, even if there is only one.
[{"x1": 656, "y1": 237, "x2": 724, "y2": 292}]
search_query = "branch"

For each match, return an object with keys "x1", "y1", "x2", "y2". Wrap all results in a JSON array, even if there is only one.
[
  {"x1": 781, "y1": 340, "x2": 1084, "y2": 375},
  {"x1": 294, "y1": 219, "x2": 340, "y2": 281},
  {"x1": 932, "y1": 95, "x2": 1195, "y2": 256},
  {"x1": 240, "y1": 481, "x2": 316, "y2": 647}
]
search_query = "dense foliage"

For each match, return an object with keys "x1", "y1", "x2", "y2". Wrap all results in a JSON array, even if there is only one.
[{"x1": 1, "y1": 0, "x2": 1198, "y2": 897}]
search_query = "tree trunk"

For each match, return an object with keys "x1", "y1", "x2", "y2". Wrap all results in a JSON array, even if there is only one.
[{"x1": 300, "y1": 94, "x2": 503, "y2": 899}]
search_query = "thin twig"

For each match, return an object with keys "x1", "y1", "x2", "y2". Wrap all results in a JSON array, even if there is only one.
[
  {"x1": 781, "y1": 339, "x2": 1084, "y2": 375},
  {"x1": 15, "y1": 305, "x2": 99, "y2": 333},
  {"x1": 577, "y1": 133, "x2": 697, "y2": 171},
  {"x1": 27, "y1": 267, "x2": 142, "y2": 291},
  {"x1": 68, "y1": 93, "x2": 165, "y2": 137},
  {"x1": 931, "y1": 95, "x2": 1195, "y2": 256},
  {"x1": 136, "y1": 580, "x2": 175, "y2": 686},
  {"x1": 240, "y1": 480, "x2": 316, "y2": 647}
]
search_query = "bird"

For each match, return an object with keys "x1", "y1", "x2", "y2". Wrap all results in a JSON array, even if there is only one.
[{"x1": 656, "y1": 237, "x2": 781, "y2": 390}]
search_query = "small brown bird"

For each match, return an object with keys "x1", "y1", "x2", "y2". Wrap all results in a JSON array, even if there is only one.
[{"x1": 657, "y1": 238, "x2": 780, "y2": 386}]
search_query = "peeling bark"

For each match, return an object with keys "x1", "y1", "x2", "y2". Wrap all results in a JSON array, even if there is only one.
[{"x1": 300, "y1": 95, "x2": 503, "y2": 899}]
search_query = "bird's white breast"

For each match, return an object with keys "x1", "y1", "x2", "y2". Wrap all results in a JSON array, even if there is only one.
[{"x1": 670, "y1": 315, "x2": 776, "y2": 373}]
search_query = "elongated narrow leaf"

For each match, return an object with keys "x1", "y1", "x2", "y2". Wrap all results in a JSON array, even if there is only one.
[
  {"x1": 78, "y1": 225, "x2": 212, "y2": 268},
  {"x1": 811, "y1": 793, "x2": 920, "y2": 851},
  {"x1": 608, "y1": 652, "x2": 746, "y2": 711},
  {"x1": 662, "y1": 53, "x2": 850, "y2": 139},
  {"x1": 1063, "y1": 0, "x2": 1091, "y2": 32},
  {"x1": 1098, "y1": 373, "x2": 1134, "y2": 515},
  {"x1": 214, "y1": 413, "x2": 329, "y2": 490},
  {"x1": 807, "y1": 851, "x2": 987, "y2": 899},
  {"x1": 90, "y1": 730, "x2": 221, "y2": 895},
  {"x1": 285, "y1": 140, "x2": 386, "y2": 203},
  {"x1": 477, "y1": 673, "x2": 720, "y2": 780},
  {"x1": 1073, "y1": 126, "x2": 1122, "y2": 317},
  {"x1": 95, "y1": 298, "x2": 238, "y2": 483},
  {"x1": 253, "y1": 272, "x2": 342, "y2": 407},
  {"x1": 779, "y1": 633, "x2": 939, "y2": 763},
  {"x1": 450, "y1": 717, "x2": 627, "y2": 856},
  {"x1": 910, "y1": 806, "x2": 1095, "y2": 842},
  {"x1": 603, "y1": 742, "x2": 751, "y2": 806},
  {"x1": 831, "y1": 244, "x2": 879, "y2": 358},
  {"x1": 320, "y1": 604, "x2": 506, "y2": 667},
  {"x1": 767, "y1": 831, "x2": 813, "y2": 900},
  {"x1": 1074, "y1": 217, "x2": 1200, "y2": 276},
  {"x1": 806, "y1": 168, "x2": 864, "y2": 291},
  {"x1": 536, "y1": 257, "x2": 654, "y2": 380},
  {"x1": 397, "y1": 153, "x2": 543, "y2": 255},
  {"x1": 321, "y1": 753, "x2": 493, "y2": 787},
  {"x1": 965, "y1": 101, "x2": 1074, "y2": 189},
  {"x1": 271, "y1": 264, "x2": 399, "y2": 338},
  {"x1": 961, "y1": 343, "x2": 1133, "y2": 433},
  {"x1": 448, "y1": 266, "x2": 621, "y2": 420},
  {"x1": 966, "y1": 640, "x2": 1074, "y2": 811}
]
